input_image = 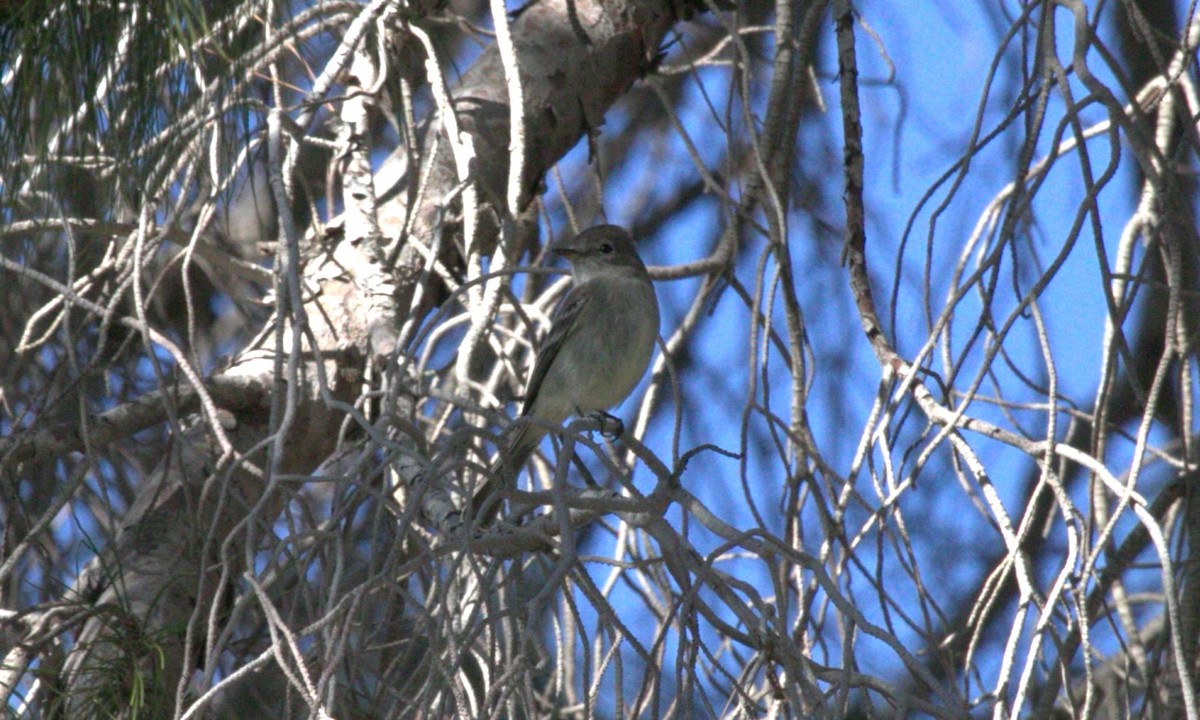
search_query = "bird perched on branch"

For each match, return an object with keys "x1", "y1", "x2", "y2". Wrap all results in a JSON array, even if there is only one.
[{"x1": 472, "y1": 224, "x2": 659, "y2": 524}]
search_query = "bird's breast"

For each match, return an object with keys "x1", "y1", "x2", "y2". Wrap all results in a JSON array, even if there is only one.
[{"x1": 561, "y1": 276, "x2": 658, "y2": 413}]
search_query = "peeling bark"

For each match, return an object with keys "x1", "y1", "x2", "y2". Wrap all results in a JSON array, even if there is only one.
[{"x1": 51, "y1": 0, "x2": 688, "y2": 712}]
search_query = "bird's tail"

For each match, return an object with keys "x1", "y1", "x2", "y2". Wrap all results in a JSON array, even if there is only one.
[{"x1": 470, "y1": 420, "x2": 546, "y2": 526}]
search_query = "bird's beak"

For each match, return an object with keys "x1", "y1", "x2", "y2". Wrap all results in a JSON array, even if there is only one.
[{"x1": 550, "y1": 244, "x2": 580, "y2": 258}]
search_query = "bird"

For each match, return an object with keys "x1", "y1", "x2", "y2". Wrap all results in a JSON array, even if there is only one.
[{"x1": 471, "y1": 224, "x2": 659, "y2": 524}]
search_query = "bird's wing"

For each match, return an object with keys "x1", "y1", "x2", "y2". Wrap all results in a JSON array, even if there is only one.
[{"x1": 520, "y1": 283, "x2": 590, "y2": 416}]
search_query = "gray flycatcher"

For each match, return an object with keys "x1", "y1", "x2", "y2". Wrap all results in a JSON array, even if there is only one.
[{"x1": 472, "y1": 224, "x2": 659, "y2": 523}]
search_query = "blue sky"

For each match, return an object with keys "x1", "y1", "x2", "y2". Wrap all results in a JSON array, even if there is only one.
[
  {"x1": 9, "y1": 0, "x2": 1194, "y2": 714},
  {"x1": 517, "y1": 0, "x2": 1194, "y2": 710}
]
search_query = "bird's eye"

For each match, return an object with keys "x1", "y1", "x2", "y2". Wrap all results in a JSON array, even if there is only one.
[{"x1": 599, "y1": 242, "x2": 614, "y2": 254}]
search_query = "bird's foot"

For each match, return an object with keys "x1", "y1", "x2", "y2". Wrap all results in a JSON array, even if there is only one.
[{"x1": 585, "y1": 411, "x2": 624, "y2": 440}]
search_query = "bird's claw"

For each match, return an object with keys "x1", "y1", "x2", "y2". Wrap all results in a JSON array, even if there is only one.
[{"x1": 586, "y1": 411, "x2": 624, "y2": 440}]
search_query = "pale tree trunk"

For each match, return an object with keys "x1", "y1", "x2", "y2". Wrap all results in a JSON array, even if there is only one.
[
  {"x1": 2, "y1": 0, "x2": 690, "y2": 715},
  {"x1": 9, "y1": 1, "x2": 1196, "y2": 717}
]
